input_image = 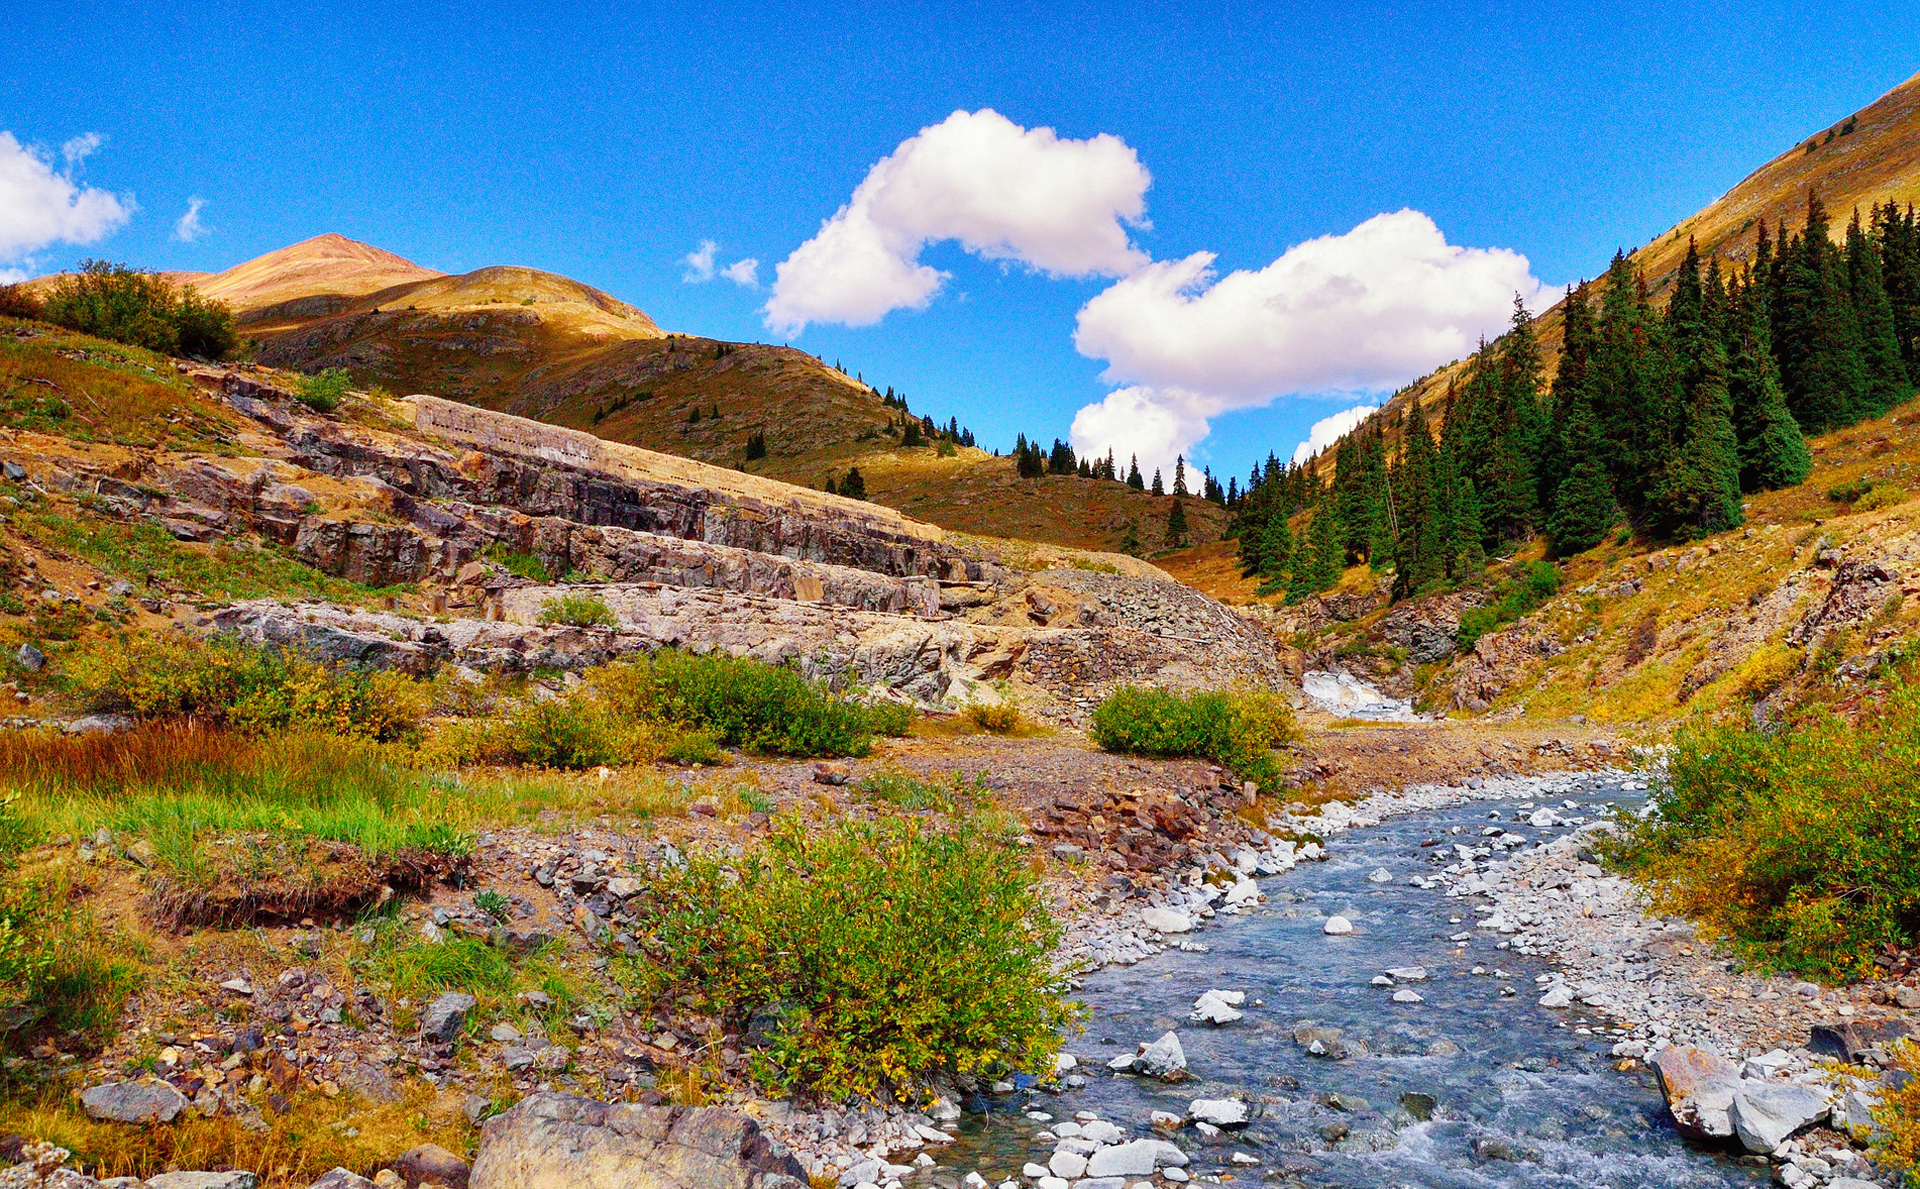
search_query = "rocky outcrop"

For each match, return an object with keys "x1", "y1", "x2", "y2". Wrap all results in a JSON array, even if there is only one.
[{"x1": 468, "y1": 1093, "x2": 807, "y2": 1189}]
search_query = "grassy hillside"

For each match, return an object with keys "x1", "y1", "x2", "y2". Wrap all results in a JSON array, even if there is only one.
[{"x1": 189, "y1": 236, "x2": 1221, "y2": 557}]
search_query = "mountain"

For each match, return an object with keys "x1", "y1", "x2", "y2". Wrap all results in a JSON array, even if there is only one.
[{"x1": 214, "y1": 235, "x2": 1219, "y2": 556}]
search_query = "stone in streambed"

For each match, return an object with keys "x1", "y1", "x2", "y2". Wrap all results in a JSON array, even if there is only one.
[
  {"x1": 1131, "y1": 1032, "x2": 1188, "y2": 1081},
  {"x1": 1187, "y1": 1098, "x2": 1249, "y2": 1127},
  {"x1": 1084, "y1": 1140, "x2": 1188, "y2": 1178},
  {"x1": 1651, "y1": 1046, "x2": 1740, "y2": 1139},
  {"x1": 1141, "y1": 908, "x2": 1192, "y2": 934},
  {"x1": 1729, "y1": 1083, "x2": 1830, "y2": 1153},
  {"x1": 1323, "y1": 916, "x2": 1353, "y2": 935}
]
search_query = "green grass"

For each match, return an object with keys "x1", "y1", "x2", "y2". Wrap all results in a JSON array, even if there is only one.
[
  {"x1": 19, "y1": 510, "x2": 392, "y2": 603},
  {"x1": 593, "y1": 651, "x2": 907, "y2": 758},
  {"x1": 485, "y1": 546, "x2": 554, "y2": 583},
  {"x1": 537, "y1": 593, "x2": 618, "y2": 628},
  {"x1": 855, "y1": 768, "x2": 982, "y2": 812}
]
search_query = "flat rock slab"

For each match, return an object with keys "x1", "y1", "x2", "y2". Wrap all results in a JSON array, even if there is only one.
[
  {"x1": 81, "y1": 1080, "x2": 191, "y2": 1124},
  {"x1": 146, "y1": 1174, "x2": 260, "y2": 1189},
  {"x1": 470, "y1": 1092, "x2": 808, "y2": 1189}
]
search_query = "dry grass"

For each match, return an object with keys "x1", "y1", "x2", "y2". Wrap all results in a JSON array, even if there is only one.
[
  {"x1": 0, "y1": 324, "x2": 237, "y2": 449},
  {"x1": 3, "y1": 1083, "x2": 474, "y2": 1187}
]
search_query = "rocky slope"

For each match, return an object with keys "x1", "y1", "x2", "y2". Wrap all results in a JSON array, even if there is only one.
[{"x1": 0, "y1": 326, "x2": 1281, "y2": 721}]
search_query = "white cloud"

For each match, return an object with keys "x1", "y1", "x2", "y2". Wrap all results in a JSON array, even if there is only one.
[
  {"x1": 682, "y1": 239, "x2": 717, "y2": 283},
  {"x1": 764, "y1": 109, "x2": 1151, "y2": 335},
  {"x1": 62, "y1": 133, "x2": 102, "y2": 170},
  {"x1": 684, "y1": 241, "x2": 760, "y2": 288},
  {"x1": 173, "y1": 196, "x2": 208, "y2": 242},
  {"x1": 0, "y1": 268, "x2": 26, "y2": 286},
  {"x1": 0, "y1": 131, "x2": 134, "y2": 262},
  {"x1": 1291, "y1": 403, "x2": 1380, "y2": 465},
  {"x1": 1069, "y1": 386, "x2": 1215, "y2": 480},
  {"x1": 1069, "y1": 209, "x2": 1548, "y2": 467}
]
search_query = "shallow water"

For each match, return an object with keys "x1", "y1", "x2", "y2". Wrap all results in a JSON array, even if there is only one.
[{"x1": 942, "y1": 774, "x2": 1768, "y2": 1188}]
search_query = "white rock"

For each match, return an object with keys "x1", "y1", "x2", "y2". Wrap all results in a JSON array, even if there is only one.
[
  {"x1": 1085, "y1": 1140, "x2": 1188, "y2": 1178},
  {"x1": 1163, "y1": 1171, "x2": 1189, "y2": 1184},
  {"x1": 1538, "y1": 985, "x2": 1575, "y2": 1008},
  {"x1": 1080, "y1": 1121, "x2": 1125, "y2": 1145},
  {"x1": 1367, "y1": 868, "x2": 1393, "y2": 884},
  {"x1": 1729, "y1": 1083, "x2": 1830, "y2": 1153},
  {"x1": 1023, "y1": 1165, "x2": 1049, "y2": 1179},
  {"x1": 915, "y1": 1124, "x2": 954, "y2": 1145},
  {"x1": 1048, "y1": 1153, "x2": 1087, "y2": 1180},
  {"x1": 1054, "y1": 1053, "x2": 1078, "y2": 1072},
  {"x1": 1189, "y1": 990, "x2": 1244, "y2": 1025},
  {"x1": 1229, "y1": 1153, "x2": 1259, "y2": 1166},
  {"x1": 1133, "y1": 1032, "x2": 1187, "y2": 1081},
  {"x1": 1323, "y1": 916, "x2": 1354, "y2": 935},
  {"x1": 1392, "y1": 990, "x2": 1424, "y2": 1004},
  {"x1": 1739, "y1": 1049, "x2": 1793, "y2": 1080},
  {"x1": 1223, "y1": 878, "x2": 1260, "y2": 906},
  {"x1": 1038, "y1": 1179, "x2": 1069, "y2": 1189},
  {"x1": 1384, "y1": 966, "x2": 1428, "y2": 981},
  {"x1": 1141, "y1": 908, "x2": 1193, "y2": 934},
  {"x1": 1187, "y1": 1098, "x2": 1249, "y2": 1127}
]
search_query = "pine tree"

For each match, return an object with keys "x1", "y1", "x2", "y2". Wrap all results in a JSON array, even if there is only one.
[
  {"x1": 1774, "y1": 193, "x2": 1869, "y2": 433},
  {"x1": 1126, "y1": 455, "x2": 1145, "y2": 490},
  {"x1": 1846, "y1": 207, "x2": 1911, "y2": 414},
  {"x1": 1450, "y1": 477, "x2": 1486, "y2": 579},
  {"x1": 1726, "y1": 265, "x2": 1812, "y2": 492},
  {"x1": 839, "y1": 467, "x2": 866, "y2": 500},
  {"x1": 1309, "y1": 507, "x2": 1342, "y2": 591},
  {"x1": 1150, "y1": 469, "x2": 1164, "y2": 496},
  {"x1": 1257, "y1": 515, "x2": 1292, "y2": 578},
  {"x1": 1165, "y1": 499, "x2": 1188, "y2": 548},
  {"x1": 1652, "y1": 311, "x2": 1744, "y2": 538},
  {"x1": 1876, "y1": 202, "x2": 1920, "y2": 375},
  {"x1": 1173, "y1": 455, "x2": 1189, "y2": 497},
  {"x1": 1546, "y1": 382, "x2": 1618, "y2": 556}
]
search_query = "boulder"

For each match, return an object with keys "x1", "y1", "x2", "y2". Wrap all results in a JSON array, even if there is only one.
[
  {"x1": 146, "y1": 1175, "x2": 260, "y2": 1189},
  {"x1": 1133, "y1": 1032, "x2": 1188, "y2": 1082},
  {"x1": 1047, "y1": 1152, "x2": 1087, "y2": 1180},
  {"x1": 1728, "y1": 1083, "x2": 1830, "y2": 1153},
  {"x1": 308, "y1": 1171, "x2": 378, "y2": 1189},
  {"x1": 1808, "y1": 1019, "x2": 1911, "y2": 1063},
  {"x1": 396, "y1": 1143, "x2": 471, "y2": 1188},
  {"x1": 1141, "y1": 908, "x2": 1192, "y2": 934},
  {"x1": 1651, "y1": 1046, "x2": 1740, "y2": 1139},
  {"x1": 1188, "y1": 990, "x2": 1243, "y2": 1025},
  {"x1": 1323, "y1": 916, "x2": 1353, "y2": 935},
  {"x1": 421, "y1": 992, "x2": 477, "y2": 1042},
  {"x1": 469, "y1": 1092, "x2": 808, "y2": 1189},
  {"x1": 1187, "y1": 1099, "x2": 1249, "y2": 1127},
  {"x1": 80, "y1": 1080, "x2": 191, "y2": 1124},
  {"x1": 1083, "y1": 1140, "x2": 1188, "y2": 1178}
]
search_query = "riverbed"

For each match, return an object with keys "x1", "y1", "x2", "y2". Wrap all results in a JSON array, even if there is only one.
[{"x1": 941, "y1": 774, "x2": 1772, "y2": 1188}]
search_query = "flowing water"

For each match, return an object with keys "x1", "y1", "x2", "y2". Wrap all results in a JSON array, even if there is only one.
[{"x1": 941, "y1": 774, "x2": 1767, "y2": 1189}]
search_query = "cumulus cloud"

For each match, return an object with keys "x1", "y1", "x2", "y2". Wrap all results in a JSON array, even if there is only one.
[
  {"x1": 764, "y1": 109, "x2": 1150, "y2": 335},
  {"x1": 62, "y1": 133, "x2": 103, "y2": 170},
  {"x1": 173, "y1": 196, "x2": 208, "y2": 242},
  {"x1": 682, "y1": 239, "x2": 717, "y2": 282},
  {"x1": 0, "y1": 130, "x2": 134, "y2": 262},
  {"x1": 1291, "y1": 403, "x2": 1380, "y2": 465},
  {"x1": 1069, "y1": 210, "x2": 1548, "y2": 470},
  {"x1": 719, "y1": 257, "x2": 759, "y2": 287},
  {"x1": 1069, "y1": 386, "x2": 1215, "y2": 479}
]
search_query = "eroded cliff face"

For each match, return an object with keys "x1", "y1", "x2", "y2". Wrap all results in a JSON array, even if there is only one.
[{"x1": 4, "y1": 363, "x2": 1288, "y2": 720}]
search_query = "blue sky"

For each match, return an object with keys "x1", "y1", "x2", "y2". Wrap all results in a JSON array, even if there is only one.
[{"x1": 7, "y1": 2, "x2": 1918, "y2": 485}]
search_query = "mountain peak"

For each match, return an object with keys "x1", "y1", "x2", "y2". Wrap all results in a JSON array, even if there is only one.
[{"x1": 196, "y1": 233, "x2": 444, "y2": 310}]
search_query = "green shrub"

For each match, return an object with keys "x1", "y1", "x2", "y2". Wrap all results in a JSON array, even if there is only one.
[
  {"x1": 41, "y1": 262, "x2": 236, "y2": 359},
  {"x1": 1827, "y1": 477, "x2": 1874, "y2": 504},
  {"x1": 660, "y1": 728, "x2": 725, "y2": 766},
  {"x1": 1089, "y1": 685, "x2": 1298, "y2": 789},
  {"x1": 508, "y1": 697, "x2": 632, "y2": 769},
  {"x1": 646, "y1": 651, "x2": 879, "y2": 757},
  {"x1": 296, "y1": 368, "x2": 352, "y2": 412},
  {"x1": 1853, "y1": 483, "x2": 1908, "y2": 513},
  {"x1": 537, "y1": 593, "x2": 618, "y2": 629},
  {"x1": 0, "y1": 284, "x2": 44, "y2": 321},
  {"x1": 618, "y1": 815, "x2": 1069, "y2": 1098},
  {"x1": 864, "y1": 700, "x2": 913, "y2": 738},
  {"x1": 1456, "y1": 561, "x2": 1560, "y2": 651},
  {"x1": 1611, "y1": 675, "x2": 1920, "y2": 980},
  {"x1": 65, "y1": 634, "x2": 426, "y2": 741}
]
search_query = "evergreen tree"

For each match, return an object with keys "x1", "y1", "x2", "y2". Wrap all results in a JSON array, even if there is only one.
[
  {"x1": 1876, "y1": 202, "x2": 1920, "y2": 375},
  {"x1": 1774, "y1": 193, "x2": 1869, "y2": 433},
  {"x1": 1309, "y1": 507, "x2": 1343, "y2": 590},
  {"x1": 1173, "y1": 455, "x2": 1189, "y2": 497},
  {"x1": 1150, "y1": 468, "x2": 1164, "y2": 496},
  {"x1": 1257, "y1": 514, "x2": 1292, "y2": 578},
  {"x1": 1165, "y1": 499, "x2": 1188, "y2": 547},
  {"x1": 1546, "y1": 381, "x2": 1618, "y2": 555},
  {"x1": 1126, "y1": 455, "x2": 1145, "y2": 490},
  {"x1": 1119, "y1": 519, "x2": 1141, "y2": 557},
  {"x1": 1846, "y1": 207, "x2": 1911, "y2": 414},
  {"x1": 1726, "y1": 264, "x2": 1812, "y2": 492},
  {"x1": 1450, "y1": 477, "x2": 1486, "y2": 578},
  {"x1": 839, "y1": 467, "x2": 866, "y2": 499}
]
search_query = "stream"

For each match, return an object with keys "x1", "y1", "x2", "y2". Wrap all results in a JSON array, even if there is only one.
[{"x1": 940, "y1": 774, "x2": 1769, "y2": 1188}]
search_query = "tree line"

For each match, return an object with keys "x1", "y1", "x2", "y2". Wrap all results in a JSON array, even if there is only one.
[{"x1": 1232, "y1": 193, "x2": 1919, "y2": 604}]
